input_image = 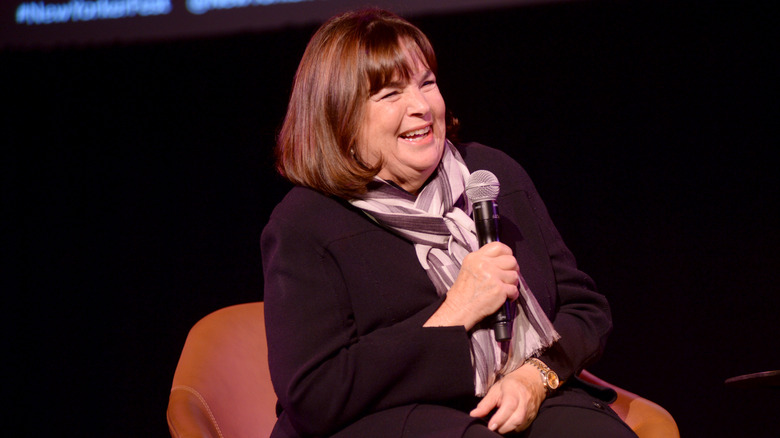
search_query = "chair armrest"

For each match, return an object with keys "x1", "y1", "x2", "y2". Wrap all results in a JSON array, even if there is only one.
[
  {"x1": 579, "y1": 370, "x2": 679, "y2": 438},
  {"x1": 167, "y1": 386, "x2": 222, "y2": 438}
]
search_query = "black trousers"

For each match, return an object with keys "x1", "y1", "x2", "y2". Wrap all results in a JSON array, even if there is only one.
[
  {"x1": 330, "y1": 380, "x2": 638, "y2": 438},
  {"x1": 404, "y1": 381, "x2": 638, "y2": 438},
  {"x1": 462, "y1": 384, "x2": 638, "y2": 438}
]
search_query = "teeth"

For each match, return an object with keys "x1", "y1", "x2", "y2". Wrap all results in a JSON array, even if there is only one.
[{"x1": 401, "y1": 126, "x2": 431, "y2": 139}]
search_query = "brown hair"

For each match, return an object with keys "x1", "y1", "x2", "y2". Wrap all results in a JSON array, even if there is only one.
[{"x1": 275, "y1": 8, "x2": 459, "y2": 199}]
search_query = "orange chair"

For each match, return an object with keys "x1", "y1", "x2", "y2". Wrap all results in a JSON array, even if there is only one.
[
  {"x1": 578, "y1": 370, "x2": 679, "y2": 438},
  {"x1": 167, "y1": 302, "x2": 276, "y2": 438},
  {"x1": 167, "y1": 302, "x2": 679, "y2": 438}
]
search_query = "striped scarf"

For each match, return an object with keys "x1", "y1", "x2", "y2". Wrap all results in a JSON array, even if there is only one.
[{"x1": 350, "y1": 142, "x2": 559, "y2": 395}]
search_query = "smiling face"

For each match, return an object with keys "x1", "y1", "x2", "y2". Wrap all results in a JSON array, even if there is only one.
[{"x1": 357, "y1": 51, "x2": 447, "y2": 195}]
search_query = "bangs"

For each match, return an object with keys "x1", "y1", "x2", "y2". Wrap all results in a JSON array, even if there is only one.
[{"x1": 362, "y1": 28, "x2": 437, "y2": 96}]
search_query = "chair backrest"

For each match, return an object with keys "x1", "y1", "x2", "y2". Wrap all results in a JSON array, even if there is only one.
[
  {"x1": 167, "y1": 302, "x2": 679, "y2": 438},
  {"x1": 167, "y1": 302, "x2": 276, "y2": 438}
]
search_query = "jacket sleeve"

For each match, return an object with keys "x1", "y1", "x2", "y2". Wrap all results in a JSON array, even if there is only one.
[
  {"x1": 463, "y1": 142, "x2": 612, "y2": 383},
  {"x1": 506, "y1": 157, "x2": 612, "y2": 382},
  {"x1": 261, "y1": 207, "x2": 476, "y2": 436}
]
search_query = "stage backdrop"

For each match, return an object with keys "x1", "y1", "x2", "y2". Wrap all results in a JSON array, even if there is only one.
[{"x1": 4, "y1": 0, "x2": 561, "y2": 48}]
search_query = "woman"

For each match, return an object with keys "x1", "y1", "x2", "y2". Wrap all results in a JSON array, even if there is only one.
[{"x1": 262, "y1": 8, "x2": 636, "y2": 438}]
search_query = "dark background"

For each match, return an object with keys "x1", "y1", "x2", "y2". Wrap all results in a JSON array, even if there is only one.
[{"x1": 5, "y1": 0, "x2": 778, "y2": 436}]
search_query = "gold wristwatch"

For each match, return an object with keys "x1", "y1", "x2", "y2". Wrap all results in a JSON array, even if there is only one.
[{"x1": 525, "y1": 357, "x2": 561, "y2": 394}]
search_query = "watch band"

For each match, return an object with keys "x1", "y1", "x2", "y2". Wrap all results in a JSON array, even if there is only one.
[{"x1": 524, "y1": 357, "x2": 561, "y2": 394}]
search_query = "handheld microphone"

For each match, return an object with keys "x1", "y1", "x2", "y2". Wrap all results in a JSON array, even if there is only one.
[{"x1": 465, "y1": 170, "x2": 512, "y2": 341}]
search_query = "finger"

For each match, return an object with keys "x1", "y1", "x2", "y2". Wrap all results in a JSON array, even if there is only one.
[
  {"x1": 493, "y1": 253, "x2": 520, "y2": 271},
  {"x1": 506, "y1": 284, "x2": 520, "y2": 302},
  {"x1": 479, "y1": 241, "x2": 512, "y2": 257},
  {"x1": 498, "y1": 411, "x2": 529, "y2": 435},
  {"x1": 496, "y1": 263, "x2": 520, "y2": 284},
  {"x1": 486, "y1": 394, "x2": 518, "y2": 432},
  {"x1": 469, "y1": 387, "x2": 500, "y2": 418}
]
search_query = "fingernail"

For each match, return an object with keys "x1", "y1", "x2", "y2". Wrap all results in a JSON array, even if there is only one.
[{"x1": 489, "y1": 423, "x2": 498, "y2": 431}]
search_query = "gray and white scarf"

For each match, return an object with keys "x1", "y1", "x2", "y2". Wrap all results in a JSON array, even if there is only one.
[{"x1": 350, "y1": 141, "x2": 559, "y2": 395}]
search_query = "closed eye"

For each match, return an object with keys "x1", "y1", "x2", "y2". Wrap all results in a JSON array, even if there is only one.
[
  {"x1": 420, "y1": 71, "x2": 437, "y2": 88},
  {"x1": 380, "y1": 90, "x2": 400, "y2": 100}
]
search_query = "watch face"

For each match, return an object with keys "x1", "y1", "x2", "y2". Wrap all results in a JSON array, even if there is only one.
[{"x1": 546, "y1": 372, "x2": 560, "y2": 389}]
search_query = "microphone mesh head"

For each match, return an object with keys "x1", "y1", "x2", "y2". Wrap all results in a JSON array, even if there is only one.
[{"x1": 465, "y1": 170, "x2": 500, "y2": 202}]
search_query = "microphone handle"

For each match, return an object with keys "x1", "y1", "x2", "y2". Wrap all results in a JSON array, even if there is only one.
[
  {"x1": 493, "y1": 303, "x2": 512, "y2": 341},
  {"x1": 473, "y1": 200, "x2": 499, "y2": 247},
  {"x1": 472, "y1": 200, "x2": 512, "y2": 341}
]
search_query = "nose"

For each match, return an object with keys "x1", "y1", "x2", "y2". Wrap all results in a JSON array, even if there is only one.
[{"x1": 406, "y1": 87, "x2": 430, "y2": 117}]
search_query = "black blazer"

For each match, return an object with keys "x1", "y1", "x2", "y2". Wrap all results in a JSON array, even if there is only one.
[{"x1": 261, "y1": 142, "x2": 612, "y2": 437}]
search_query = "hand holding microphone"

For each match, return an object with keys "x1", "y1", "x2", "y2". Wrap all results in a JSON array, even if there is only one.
[
  {"x1": 424, "y1": 170, "x2": 519, "y2": 336},
  {"x1": 466, "y1": 170, "x2": 514, "y2": 341}
]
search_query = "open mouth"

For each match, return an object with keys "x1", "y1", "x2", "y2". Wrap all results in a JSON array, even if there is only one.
[{"x1": 399, "y1": 126, "x2": 432, "y2": 141}]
